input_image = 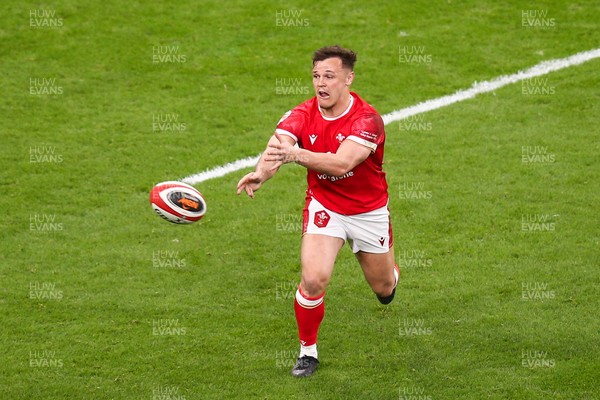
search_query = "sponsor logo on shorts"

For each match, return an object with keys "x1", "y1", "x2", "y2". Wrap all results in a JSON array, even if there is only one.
[{"x1": 314, "y1": 210, "x2": 330, "y2": 228}]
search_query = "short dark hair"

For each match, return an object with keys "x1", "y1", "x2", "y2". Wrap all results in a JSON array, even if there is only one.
[{"x1": 313, "y1": 45, "x2": 357, "y2": 70}]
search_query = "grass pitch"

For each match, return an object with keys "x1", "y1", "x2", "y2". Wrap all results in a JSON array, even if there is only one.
[{"x1": 1, "y1": 1, "x2": 599, "y2": 399}]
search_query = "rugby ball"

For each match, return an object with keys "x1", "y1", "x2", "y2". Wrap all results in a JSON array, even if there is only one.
[{"x1": 150, "y1": 181, "x2": 207, "y2": 224}]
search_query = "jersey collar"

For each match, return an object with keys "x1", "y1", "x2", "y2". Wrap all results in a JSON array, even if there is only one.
[{"x1": 319, "y1": 94, "x2": 354, "y2": 121}]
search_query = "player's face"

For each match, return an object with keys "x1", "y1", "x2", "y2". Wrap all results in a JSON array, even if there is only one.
[{"x1": 312, "y1": 57, "x2": 354, "y2": 115}]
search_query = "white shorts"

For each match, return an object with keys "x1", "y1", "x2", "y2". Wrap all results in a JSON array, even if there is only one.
[{"x1": 302, "y1": 196, "x2": 393, "y2": 254}]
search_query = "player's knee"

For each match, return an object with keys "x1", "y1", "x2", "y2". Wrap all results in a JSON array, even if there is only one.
[
  {"x1": 300, "y1": 275, "x2": 328, "y2": 297},
  {"x1": 372, "y1": 274, "x2": 396, "y2": 297}
]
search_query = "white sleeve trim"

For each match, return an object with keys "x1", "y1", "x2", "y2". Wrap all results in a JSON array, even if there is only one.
[
  {"x1": 275, "y1": 129, "x2": 298, "y2": 143},
  {"x1": 347, "y1": 135, "x2": 377, "y2": 152}
]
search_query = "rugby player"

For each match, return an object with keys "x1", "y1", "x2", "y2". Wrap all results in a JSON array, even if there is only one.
[{"x1": 237, "y1": 45, "x2": 399, "y2": 377}]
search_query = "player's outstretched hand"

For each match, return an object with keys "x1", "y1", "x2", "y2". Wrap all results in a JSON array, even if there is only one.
[
  {"x1": 265, "y1": 138, "x2": 301, "y2": 169},
  {"x1": 236, "y1": 171, "x2": 263, "y2": 198}
]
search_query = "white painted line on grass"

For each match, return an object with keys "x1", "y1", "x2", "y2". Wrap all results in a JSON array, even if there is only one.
[
  {"x1": 181, "y1": 48, "x2": 600, "y2": 185},
  {"x1": 181, "y1": 154, "x2": 261, "y2": 185},
  {"x1": 382, "y1": 47, "x2": 600, "y2": 125}
]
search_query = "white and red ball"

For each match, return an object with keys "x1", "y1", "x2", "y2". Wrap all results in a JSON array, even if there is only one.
[{"x1": 150, "y1": 181, "x2": 207, "y2": 224}]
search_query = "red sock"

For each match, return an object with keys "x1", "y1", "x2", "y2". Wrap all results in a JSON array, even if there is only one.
[{"x1": 294, "y1": 287, "x2": 325, "y2": 346}]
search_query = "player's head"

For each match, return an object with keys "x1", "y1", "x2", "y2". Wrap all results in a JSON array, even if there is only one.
[
  {"x1": 313, "y1": 45, "x2": 357, "y2": 70},
  {"x1": 312, "y1": 45, "x2": 356, "y2": 115}
]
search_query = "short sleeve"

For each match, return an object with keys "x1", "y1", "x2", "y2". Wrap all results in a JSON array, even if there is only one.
[
  {"x1": 347, "y1": 114, "x2": 385, "y2": 152},
  {"x1": 275, "y1": 108, "x2": 307, "y2": 146}
]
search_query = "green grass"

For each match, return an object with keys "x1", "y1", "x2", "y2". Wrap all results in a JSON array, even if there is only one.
[{"x1": 1, "y1": 1, "x2": 599, "y2": 399}]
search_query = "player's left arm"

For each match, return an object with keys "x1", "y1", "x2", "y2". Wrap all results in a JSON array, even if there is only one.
[{"x1": 266, "y1": 133, "x2": 372, "y2": 177}]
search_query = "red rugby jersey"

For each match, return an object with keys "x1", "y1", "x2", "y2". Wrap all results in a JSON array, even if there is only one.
[{"x1": 275, "y1": 92, "x2": 388, "y2": 215}]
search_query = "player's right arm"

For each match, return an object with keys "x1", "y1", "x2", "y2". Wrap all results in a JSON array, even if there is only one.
[{"x1": 236, "y1": 134, "x2": 296, "y2": 198}]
